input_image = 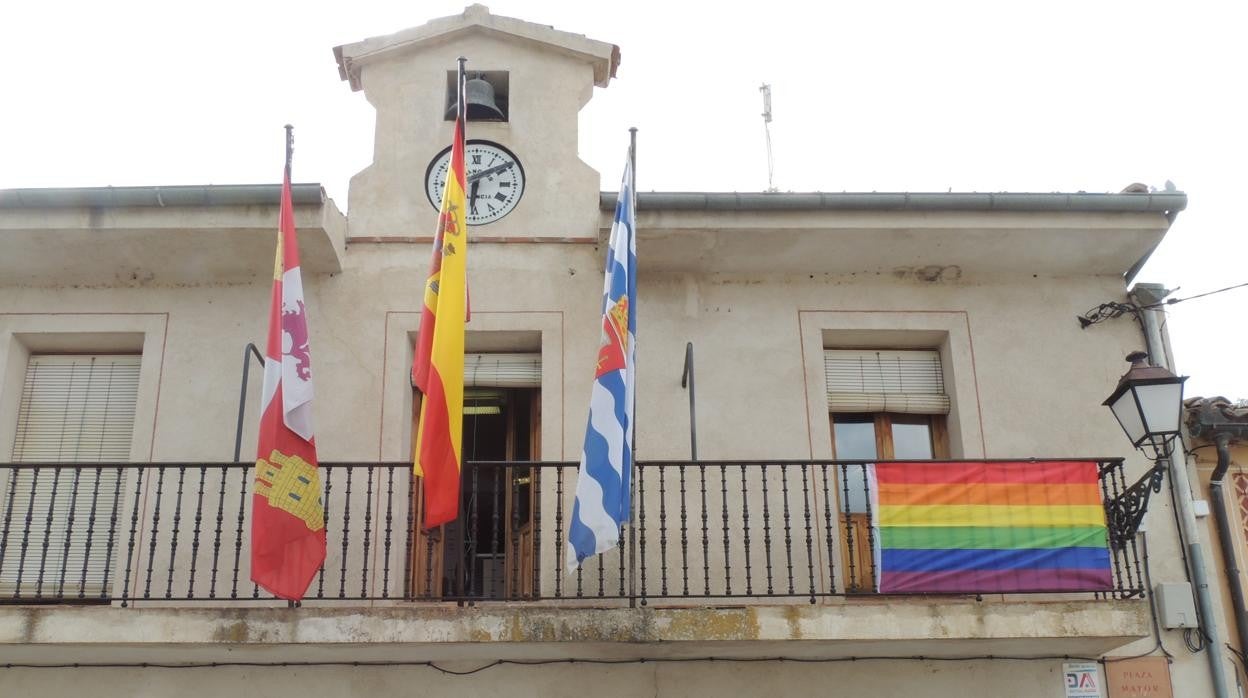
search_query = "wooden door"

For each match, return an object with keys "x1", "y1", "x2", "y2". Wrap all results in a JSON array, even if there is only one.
[
  {"x1": 503, "y1": 391, "x2": 540, "y2": 598},
  {"x1": 409, "y1": 387, "x2": 540, "y2": 600},
  {"x1": 409, "y1": 390, "x2": 446, "y2": 599},
  {"x1": 409, "y1": 476, "x2": 446, "y2": 599}
]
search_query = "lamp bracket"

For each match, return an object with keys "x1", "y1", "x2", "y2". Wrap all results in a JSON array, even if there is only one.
[{"x1": 1105, "y1": 462, "x2": 1166, "y2": 550}]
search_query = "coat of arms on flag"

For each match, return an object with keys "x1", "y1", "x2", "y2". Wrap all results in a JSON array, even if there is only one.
[{"x1": 567, "y1": 152, "x2": 637, "y2": 572}]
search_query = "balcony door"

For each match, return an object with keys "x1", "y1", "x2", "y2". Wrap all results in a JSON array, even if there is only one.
[
  {"x1": 831, "y1": 413, "x2": 950, "y2": 592},
  {"x1": 409, "y1": 353, "x2": 541, "y2": 600}
]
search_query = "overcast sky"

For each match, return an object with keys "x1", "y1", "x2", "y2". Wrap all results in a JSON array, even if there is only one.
[{"x1": 2, "y1": 0, "x2": 1244, "y2": 399}]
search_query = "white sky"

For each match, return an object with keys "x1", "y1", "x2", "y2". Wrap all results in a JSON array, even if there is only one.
[{"x1": 2, "y1": 0, "x2": 1245, "y2": 399}]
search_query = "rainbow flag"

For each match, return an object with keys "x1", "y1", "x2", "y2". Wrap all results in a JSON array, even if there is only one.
[{"x1": 873, "y1": 461, "x2": 1113, "y2": 594}]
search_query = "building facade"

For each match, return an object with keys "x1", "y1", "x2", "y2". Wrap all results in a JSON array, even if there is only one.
[{"x1": 0, "y1": 5, "x2": 1228, "y2": 697}]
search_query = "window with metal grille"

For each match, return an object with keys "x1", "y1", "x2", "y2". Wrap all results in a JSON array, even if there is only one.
[{"x1": 1, "y1": 355, "x2": 140, "y2": 598}]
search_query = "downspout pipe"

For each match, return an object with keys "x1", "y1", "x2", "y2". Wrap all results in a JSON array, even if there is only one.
[
  {"x1": 1132, "y1": 285, "x2": 1231, "y2": 698},
  {"x1": 1209, "y1": 433, "x2": 1248, "y2": 663}
]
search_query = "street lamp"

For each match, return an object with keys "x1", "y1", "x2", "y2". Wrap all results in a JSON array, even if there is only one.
[
  {"x1": 1104, "y1": 351, "x2": 1189, "y2": 461},
  {"x1": 1102, "y1": 351, "x2": 1188, "y2": 549}
]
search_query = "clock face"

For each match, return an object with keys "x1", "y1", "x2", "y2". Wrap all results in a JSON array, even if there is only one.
[{"x1": 425, "y1": 139, "x2": 526, "y2": 225}]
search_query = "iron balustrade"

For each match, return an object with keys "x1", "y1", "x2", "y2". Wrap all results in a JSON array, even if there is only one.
[{"x1": 0, "y1": 459, "x2": 1144, "y2": 605}]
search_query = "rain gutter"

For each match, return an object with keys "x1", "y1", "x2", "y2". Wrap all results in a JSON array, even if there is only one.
[{"x1": 0, "y1": 184, "x2": 326, "y2": 209}]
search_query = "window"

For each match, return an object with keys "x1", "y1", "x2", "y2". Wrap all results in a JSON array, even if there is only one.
[
  {"x1": 825, "y1": 349, "x2": 950, "y2": 591},
  {"x1": 1, "y1": 355, "x2": 140, "y2": 598}
]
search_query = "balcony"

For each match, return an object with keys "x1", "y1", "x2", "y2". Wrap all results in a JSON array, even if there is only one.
[{"x1": 0, "y1": 459, "x2": 1152, "y2": 663}]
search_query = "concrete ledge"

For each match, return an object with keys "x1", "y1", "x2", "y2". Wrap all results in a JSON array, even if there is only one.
[
  {"x1": 0, "y1": 599, "x2": 1150, "y2": 664},
  {"x1": 0, "y1": 192, "x2": 346, "y2": 285}
]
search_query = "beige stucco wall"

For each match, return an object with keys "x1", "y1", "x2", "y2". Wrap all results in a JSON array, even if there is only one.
[
  {"x1": 0, "y1": 659, "x2": 1103, "y2": 698},
  {"x1": 0, "y1": 258, "x2": 1160, "y2": 464}
]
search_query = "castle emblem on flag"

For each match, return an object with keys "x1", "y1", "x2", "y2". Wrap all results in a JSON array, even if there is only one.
[{"x1": 256, "y1": 449, "x2": 325, "y2": 532}]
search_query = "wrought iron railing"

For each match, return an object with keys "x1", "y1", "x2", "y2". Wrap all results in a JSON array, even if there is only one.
[{"x1": 0, "y1": 459, "x2": 1143, "y2": 605}]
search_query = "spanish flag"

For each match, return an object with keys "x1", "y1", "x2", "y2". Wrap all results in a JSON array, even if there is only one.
[
  {"x1": 412, "y1": 61, "x2": 469, "y2": 529},
  {"x1": 250, "y1": 126, "x2": 326, "y2": 601}
]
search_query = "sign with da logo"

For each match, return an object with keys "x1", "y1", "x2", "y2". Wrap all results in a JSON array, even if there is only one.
[{"x1": 1064, "y1": 661, "x2": 1103, "y2": 698}]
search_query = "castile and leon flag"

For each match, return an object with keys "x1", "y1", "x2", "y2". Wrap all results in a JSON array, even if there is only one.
[{"x1": 250, "y1": 126, "x2": 326, "y2": 601}]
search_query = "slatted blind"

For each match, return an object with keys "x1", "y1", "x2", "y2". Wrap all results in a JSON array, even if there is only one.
[
  {"x1": 2, "y1": 355, "x2": 140, "y2": 597},
  {"x1": 463, "y1": 353, "x2": 541, "y2": 388},
  {"x1": 824, "y1": 349, "x2": 950, "y2": 415}
]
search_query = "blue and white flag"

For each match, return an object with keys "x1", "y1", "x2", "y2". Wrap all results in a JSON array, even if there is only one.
[{"x1": 567, "y1": 156, "x2": 637, "y2": 572}]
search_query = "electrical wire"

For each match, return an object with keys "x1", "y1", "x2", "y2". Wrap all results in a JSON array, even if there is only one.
[
  {"x1": 1164, "y1": 453, "x2": 1195, "y2": 587},
  {"x1": 0, "y1": 653, "x2": 1119, "y2": 674},
  {"x1": 1079, "y1": 281, "x2": 1248, "y2": 330},
  {"x1": 1149, "y1": 281, "x2": 1248, "y2": 309},
  {"x1": 1102, "y1": 533, "x2": 1173, "y2": 663},
  {"x1": 1186, "y1": 626, "x2": 1209, "y2": 653}
]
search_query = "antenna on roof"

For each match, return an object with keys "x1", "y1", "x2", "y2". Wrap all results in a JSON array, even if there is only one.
[{"x1": 760, "y1": 83, "x2": 777, "y2": 192}]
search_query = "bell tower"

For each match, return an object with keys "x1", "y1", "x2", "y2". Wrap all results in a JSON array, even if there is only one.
[{"x1": 334, "y1": 4, "x2": 619, "y2": 240}]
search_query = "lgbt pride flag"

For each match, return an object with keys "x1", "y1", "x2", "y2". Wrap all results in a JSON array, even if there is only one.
[{"x1": 873, "y1": 460, "x2": 1113, "y2": 594}]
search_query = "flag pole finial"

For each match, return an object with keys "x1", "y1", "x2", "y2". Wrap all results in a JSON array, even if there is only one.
[
  {"x1": 628, "y1": 127, "x2": 637, "y2": 195},
  {"x1": 284, "y1": 124, "x2": 294, "y2": 176},
  {"x1": 456, "y1": 58, "x2": 468, "y2": 125}
]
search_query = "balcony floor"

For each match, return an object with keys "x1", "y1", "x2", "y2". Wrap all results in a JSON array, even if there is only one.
[{"x1": 0, "y1": 598, "x2": 1149, "y2": 664}]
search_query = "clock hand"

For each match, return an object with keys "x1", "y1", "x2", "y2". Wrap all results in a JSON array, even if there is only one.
[
  {"x1": 469, "y1": 179, "x2": 480, "y2": 214},
  {"x1": 466, "y1": 160, "x2": 514, "y2": 183}
]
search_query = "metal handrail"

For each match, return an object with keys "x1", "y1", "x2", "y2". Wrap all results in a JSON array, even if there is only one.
[
  {"x1": 0, "y1": 458, "x2": 1140, "y2": 605},
  {"x1": 232, "y1": 343, "x2": 265, "y2": 462}
]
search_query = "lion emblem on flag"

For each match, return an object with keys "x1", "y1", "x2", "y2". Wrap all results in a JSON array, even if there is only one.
[{"x1": 282, "y1": 300, "x2": 312, "y2": 381}]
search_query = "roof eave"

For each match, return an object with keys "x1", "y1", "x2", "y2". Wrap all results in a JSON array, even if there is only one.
[{"x1": 599, "y1": 191, "x2": 1189, "y2": 215}]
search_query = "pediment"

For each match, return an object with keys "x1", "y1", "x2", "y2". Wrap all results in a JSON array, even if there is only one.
[{"x1": 333, "y1": 4, "x2": 619, "y2": 91}]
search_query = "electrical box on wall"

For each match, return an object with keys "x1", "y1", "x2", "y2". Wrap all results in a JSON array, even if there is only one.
[{"x1": 1155, "y1": 582, "x2": 1200, "y2": 629}]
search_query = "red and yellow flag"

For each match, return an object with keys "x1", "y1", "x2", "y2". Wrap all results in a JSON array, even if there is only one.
[
  {"x1": 250, "y1": 128, "x2": 326, "y2": 600},
  {"x1": 412, "y1": 64, "x2": 469, "y2": 529}
]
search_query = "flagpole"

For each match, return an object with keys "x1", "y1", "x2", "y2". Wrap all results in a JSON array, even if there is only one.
[
  {"x1": 284, "y1": 124, "x2": 294, "y2": 178},
  {"x1": 627, "y1": 126, "x2": 638, "y2": 607},
  {"x1": 282, "y1": 122, "x2": 297, "y2": 610},
  {"x1": 629, "y1": 127, "x2": 637, "y2": 193},
  {"x1": 457, "y1": 57, "x2": 467, "y2": 124}
]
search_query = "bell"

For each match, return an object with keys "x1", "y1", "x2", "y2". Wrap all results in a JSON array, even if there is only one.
[{"x1": 447, "y1": 75, "x2": 506, "y2": 121}]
